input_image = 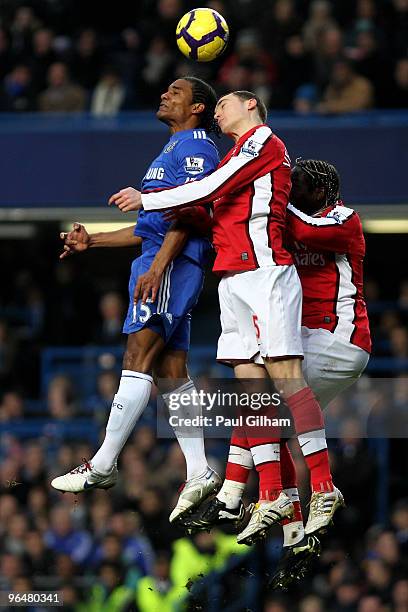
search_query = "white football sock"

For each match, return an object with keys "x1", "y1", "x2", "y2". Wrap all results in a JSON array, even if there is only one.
[
  {"x1": 217, "y1": 479, "x2": 246, "y2": 509},
  {"x1": 92, "y1": 370, "x2": 152, "y2": 475},
  {"x1": 162, "y1": 379, "x2": 208, "y2": 480},
  {"x1": 283, "y1": 521, "x2": 305, "y2": 547}
]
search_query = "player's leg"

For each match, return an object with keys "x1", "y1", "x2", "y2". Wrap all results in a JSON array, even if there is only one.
[
  {"x1": 185, "y1": 364, "x2": 266, "y2": 533},
  {"x1": 184, "y1": 424, "x2": 250, "y2": 534},
  {"x1": 51, "y1": 327, "x2": 164, "y2": 493},
  {"x1": 229, "y1": 265, "x2": 343, "y2": 534},
  {"x1": 233, "y1": 364, "x2": 294, "y2": 545},
  {"x1": 263, "y1": 356, "x2": 344, "y2": 534},
  {"x1": 154, "y1": 346, "x2": 221, "y2": 523},
  {"x1": 51, "y1": 253, "x2": 167, "y2": 493}
]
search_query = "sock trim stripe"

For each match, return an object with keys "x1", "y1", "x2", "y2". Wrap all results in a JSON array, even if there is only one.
[
  {"x1": 230, "y1": 442, "x2": 251, "y2": 451},
  {"x1": 122, "y1": 374, "x2": 153, "y2": 383},
  {"x1": 303, "y1": 448, "x2": 329, "y2": 459},
  {"x1": 253, "y1": 459, "x2": 280, "y2": 467},
  {"x1": 249, "y1": 442, "x2": 280, "y2": 450},
  {"x1": 298, "y1": 427, "x2": 326, "y2": 438}
]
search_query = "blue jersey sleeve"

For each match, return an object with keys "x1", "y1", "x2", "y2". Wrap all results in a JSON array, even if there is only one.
[{"x1": 174, "y1": 138, "x2": 219, "y2": 185}]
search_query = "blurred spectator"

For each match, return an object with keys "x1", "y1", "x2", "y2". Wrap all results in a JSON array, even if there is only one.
[
  {"x1": 0, "y1": 63, "x2": 35, "y2": 111},
  {"x1": 260, "y1": 0, "x2": 302, "y2": 60},
  {"x1": 87, "y1": 370, "x2": 119, "y2": 421},
  {"x1": 390, "y1": 326, "x2": 408, "y2": 358},
  {"x1": 293, "y1": 83, "x2": 319, "y2": 113},
  {"x1": 393, "y1": 579, "x2": 408, "y2": 611},
  {"x1": 90, "y1": 66, "x2": 127, "y2": 116},
  {"x1": 299, "y1": 594, "x2": 325, "y2": 612},
  {"x1": 0, "y1": 553, "x2": 25, "y2": 590},
  {"x1": 135, "y1": 552, "x2": 186, "y2": 612},
  {"x1": 96, "y1": 291, "x2": 126, "y2": 345},
  {"x1": 0, "y1": 391, "x2": 24, "y2": 421},
  {"x1": 390, "y1": 58, "x2": 408, "y2": 109},
  {"x1": 318, "y1": 59, "x2": 374, "y2": 113},
  {"x1": 358, "y1": 594, "x2": 387, "y2": 612},
  {"x1": 23, "y1": 530, "x2": 55, "y2": 579},
  {"x1": 140, "y1": 36, "x2": 175, "y2": 106},
  {"x1": 313, "y1": 25, "x2": 344, "y2": 89},
  {"x1": 30, "y1": 28, "x2": 59, "y2": 93},
  {"x1": 38, "y1": 62, "x2": 86, "y2": 112},
  {"x1": 0, "y1": 28, "x2": 13, "y2": 80},
  {"x1": 392, "y1": 499, "x2": 408, "y2": 549},
  {"x1": 10, "y1": 6, "x2": 41, "y2": 57},
  {"x1": 0, "y1": 320, "x2": 18, "y2": 385},
  {"x1": 389, "y1": 0, "x2": 408, "y2": 57},
  {"x1": 347, "y1": 28, "x2": 392, "y2": 107},
  {"x1": 44, "y1": 505, "x2": 92, "y2": 565},
  {"x1": 83, "y1": 561, "x2": 133, "y2": 611},
  {"x1": 303, "y1": 0, "x2": 338, "y2": 52},
  {"x1": 108, "y1": 511, "x2": 154, "y2": 575},
  {"x1": 218, "y1": 29, "x2": 277, "y2": 96},
  {"x1": 276, "y1": 34, "x2": 313, "y2": 107},
  {"x1": 47, "y1": 374, "x2": 76, "y2": 420},
  {"x1": 70, "y1": 28, "x2": 104, "y2": 92}
]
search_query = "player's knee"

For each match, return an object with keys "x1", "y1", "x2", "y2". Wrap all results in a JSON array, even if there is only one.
[{"x1": 154, "y1": 360, "x2": 188, "y2": 380}]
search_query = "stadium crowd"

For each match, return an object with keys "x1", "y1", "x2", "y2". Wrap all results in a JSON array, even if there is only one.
[{"x1": 0, "y1": 0, "x2": 406, "y2": 114}]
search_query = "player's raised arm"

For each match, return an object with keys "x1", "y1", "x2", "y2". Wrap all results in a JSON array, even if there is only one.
[
  {"x1": 59, "y1": 222, "x2": 141, "y2": 259},
  {"x1": 141, "y1": 127, "x2": 287, "y2": 211}
]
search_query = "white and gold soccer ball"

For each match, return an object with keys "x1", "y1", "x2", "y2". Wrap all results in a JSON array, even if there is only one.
[{"x1": 176, "y1": 7, "x2": 229, "y2": 62}]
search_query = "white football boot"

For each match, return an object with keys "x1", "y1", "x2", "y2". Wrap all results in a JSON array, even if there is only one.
[
  {"x1": 237, "y1": 492, "x2": 294, "y2": 546},
  {"x1": 51, "y1": 461, "x2": 118, "y2": 493},
  {"x1": 305, "y1": 486, "x2": 345, "y2": 534},
  {"x1": 169, "y1": 467, "x2": 222, "y2": 524}
]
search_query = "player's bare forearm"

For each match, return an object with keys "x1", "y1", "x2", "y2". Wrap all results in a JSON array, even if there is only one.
[
  {"x1": 133, "y1": 224, "x2": 189, "y2": 303},
  {"x1": 89, "y1": 226, "x2": 142, "y2": 248},
  {"x1": 151, "y1": 224, "x2": 189, "y2": 273}
]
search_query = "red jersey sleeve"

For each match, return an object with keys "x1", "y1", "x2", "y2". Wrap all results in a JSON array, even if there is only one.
[
  {"x1": 287, "y1": 203, "x2": 360, "y2": 253},
  {"x1": 142, "y1": 127, "x2": 290, "y2": 211}
]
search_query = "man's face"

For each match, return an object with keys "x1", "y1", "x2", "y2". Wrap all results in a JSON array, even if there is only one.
[
  {"x1": 157, "y1": 79, "x2": 194, "y2": 125},
  {"x1": 290, "y1": 166, "x2": 320, "y2": 213},
  {"x1": 214, "y1": 93, "x2": 247, "y2": 134}
]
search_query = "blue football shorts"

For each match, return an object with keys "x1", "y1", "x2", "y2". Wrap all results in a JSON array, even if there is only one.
[{"x1": 123, "y1": 248, "x2": 204, "y2": 351}]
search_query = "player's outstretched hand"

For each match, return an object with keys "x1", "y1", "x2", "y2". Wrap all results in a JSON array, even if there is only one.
[
  {"x1": 108, "y1": 187, "x2": 143, "y2": 212},
  {"x1": 59, "y1": 222, "x2": 90, "y2": 259},
  {"x1": 134, "y1": 266, "x2": 163, "y2": 304}
]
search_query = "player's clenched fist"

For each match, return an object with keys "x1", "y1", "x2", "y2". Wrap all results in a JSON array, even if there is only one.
[
  {"x1": 59, "y1": 222, "x2": 90, "y2": 259},
  {"x1": 108, "y1": 187, "x2": 143, "y2": 212}
]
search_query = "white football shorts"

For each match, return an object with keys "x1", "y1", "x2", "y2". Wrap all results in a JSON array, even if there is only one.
[
  {"x1": 217, "y1": 265, "x2": 304, "y2": 363},
  {"x1": 300, "y1": 326, "x2": 369, "y2": 408}
]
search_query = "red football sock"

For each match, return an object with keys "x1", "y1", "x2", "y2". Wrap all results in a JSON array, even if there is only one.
[
  {"x1": 246, "y1": 405, "x2": 281, "y2": 501},
  {"x1": 286, "y1": 387, "x2": 333, "y2": 493},
  {"x1": 280, "y1": 440, "x2": 303, "y2": 524},
  {"x1": 225, "y1": 429, "x2": 251, "y2": 484}
]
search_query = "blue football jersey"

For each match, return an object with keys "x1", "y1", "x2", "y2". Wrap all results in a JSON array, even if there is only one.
[{"x1": 135, "y1": 128, "x2": 219, "y2": 266}]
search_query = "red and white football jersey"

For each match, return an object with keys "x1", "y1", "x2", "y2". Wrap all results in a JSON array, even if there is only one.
[
  {"x1": 142, "y1": 125, "x2": 293, "y2": 274},
  {"x1": 286, "y1": 202, "x2": 371, "y2": 354}
]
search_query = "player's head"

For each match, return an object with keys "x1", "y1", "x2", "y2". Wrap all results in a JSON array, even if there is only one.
[
  {"x1": 157, "y1": 77, "x2": 217, "y2": 133},
  {"x1": 214, "y1": 90, "x2": 267, "y2": 136},
  {"x1": 291, "y1": 158, "x2": 340, "y2": 213}
]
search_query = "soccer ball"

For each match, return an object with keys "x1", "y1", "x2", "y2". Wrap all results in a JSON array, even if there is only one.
[{"x1": 176, "y1": 8, "x2": 229, "y2": 62}]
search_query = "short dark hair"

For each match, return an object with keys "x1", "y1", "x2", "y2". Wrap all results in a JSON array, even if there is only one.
[
  {"x1": 295, "y1": 158, "x2": 340, "y2": 206},
  {"x1": 232, "y1": 90, "x2": 268, "y2": 123},
  {"x1": 183, "y1": 76, "x2": 218, "y2": 133}
]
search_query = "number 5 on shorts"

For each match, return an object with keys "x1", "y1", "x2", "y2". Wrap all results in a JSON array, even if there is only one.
[{"x1": 252, "y1": 314, "x2": 260, "y2": 340}]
